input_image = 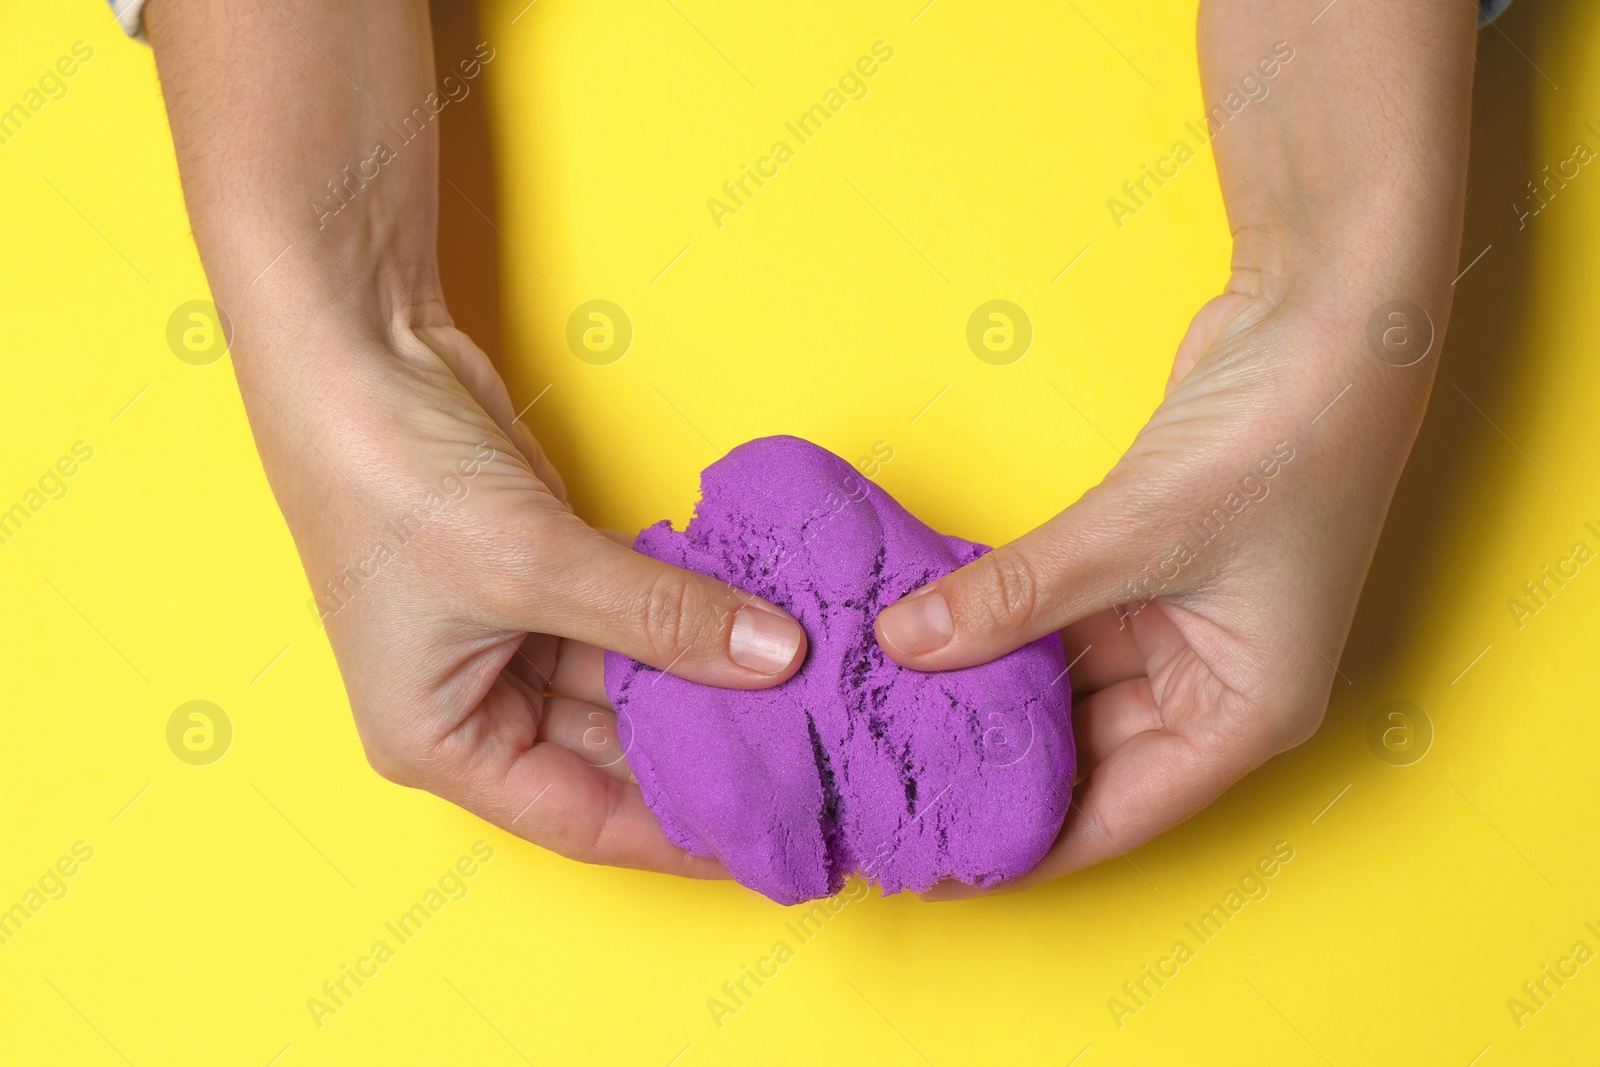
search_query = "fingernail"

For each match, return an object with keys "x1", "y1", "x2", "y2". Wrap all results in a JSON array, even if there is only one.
[
  {"x1": 878, "y1": 589, "x2": 952, "y2": 656},
  {"x1": 729, "y1": 605, "x2": 802, "y2": 674}
]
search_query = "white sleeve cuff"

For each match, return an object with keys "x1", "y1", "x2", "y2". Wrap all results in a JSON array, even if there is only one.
[{"x1": 109, "y1": 0, "x2": 148, "y2": 41}]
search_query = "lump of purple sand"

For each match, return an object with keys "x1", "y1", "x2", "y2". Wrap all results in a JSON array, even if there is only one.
[{"x1": 603, "y1": 436, "x2": 1074, "y2": 905}]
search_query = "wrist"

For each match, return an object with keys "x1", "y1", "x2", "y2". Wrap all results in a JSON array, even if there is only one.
[
  {"x1": 1192, "y1": 268, "x2": 1442, "y2": 447},
  {"x1": 1230, "y1": 204, "x2": 1461, "y2": 317},
  {"x1": 217, "y1": 258, "x2": 451, "y2": 376},
  {"x1": 1221, "y1": 206, "x2": 1461, "y2": 414}
]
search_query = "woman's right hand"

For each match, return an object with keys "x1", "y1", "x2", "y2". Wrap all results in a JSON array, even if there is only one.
[{"x1": 242, "y1": 321, "x2": 806, "y2": 875}]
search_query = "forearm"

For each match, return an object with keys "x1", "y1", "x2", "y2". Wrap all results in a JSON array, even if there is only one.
[
  {"x1": 146, "y1": 0, "x2": 447, "y2": 358},
  {"x1": 1198, "y1": 0, "x2": 1477, "y2": 323},
  {"x1": 1168, "y1": 0, "x2": 1479, "y2": 649}
]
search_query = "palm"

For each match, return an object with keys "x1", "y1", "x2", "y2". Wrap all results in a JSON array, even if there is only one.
[
  {"x1": 315, "y1": 326, "x2": 725, "y2": 878},
  {"x1": 920, "y1": 298, "x2": 1376, "y2": 897}
]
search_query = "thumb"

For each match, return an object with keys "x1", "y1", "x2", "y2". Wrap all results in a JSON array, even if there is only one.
[
  {"x1": 873, "y1": 487, "x2": 1159, "y2": 671},
  {"x1": 501, "y1": 520, "x2": 808, "y2": 689}
]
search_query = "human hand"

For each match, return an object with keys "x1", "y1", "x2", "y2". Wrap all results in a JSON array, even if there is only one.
[
  {"x1": 874, "y1": 290, "x2": 1437, "y2": 896},
  {"x1": 144, "y1": 0, "x2": 810, "y2": 879},
  {"x1": 243, "y1": 323, "x2": 806, "y2": 877},
  {"x1": 872, "y1": 0, "x2": 1477, "y2": 897}
]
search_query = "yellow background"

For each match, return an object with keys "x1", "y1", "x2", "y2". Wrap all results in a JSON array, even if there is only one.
[{"x1": 3, "y1": 0, "x2": 1598, "y2": 1062}]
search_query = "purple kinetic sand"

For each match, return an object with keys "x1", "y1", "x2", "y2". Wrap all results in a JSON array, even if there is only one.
[{"x1": 604, "y1": 436, "x2": 1074, "y2": 904}]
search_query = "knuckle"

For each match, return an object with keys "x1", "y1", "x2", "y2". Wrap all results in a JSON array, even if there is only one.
[
  {"x1": 967, "y1": 545, "x2": 1041, "y2": 633},
  {"x1": 361, "y1": 740, "x2": 416, "y2": 787},
  {"x1": 1230, "y1": 696, "x2": 1324, "y2": 755},
  {"x1": 640, "y1": 570, "x2": 716, "y2": 664},
  {"x1": 1276, "y1": 702, "x2": 1326, "y2": 752},
  {"x1": 351, "y1": 704, "x2": 434, "y2": 791},
  {"x1": 527, "y1": 780, "x2": 620, "y2": 866},
  {"x1": 1080, "y1": 801, "x2": 1138, "y2": 858}
]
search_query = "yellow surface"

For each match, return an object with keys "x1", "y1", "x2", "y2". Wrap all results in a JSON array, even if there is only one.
[{"x1": 2, "y1": 0, "x2": 1598, "y2": 1063}]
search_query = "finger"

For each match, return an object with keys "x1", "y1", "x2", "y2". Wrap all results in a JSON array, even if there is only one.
[
  {"x1": 1061, "y1": 608, "x2": 1148, "y2": 695},
  {"x1": 923, "y1": 727, "x2": 1249, "y2": 900},
  {"x1": 502, "y1": 747, "x2": 717, "y2": 875},
  {"x1": 1071, "y1": 677, "x2": 1161, "y2": 776},
  {"x1": 873, "y1": 487, "x2": 1162, "y2": 672},
  {"x1": 538, "y1": 697, "x2": 633, "y2": 783},
  {"x1": 545, "y1": 542, "x2": 637, "y2": 708},
  {"x1": 491, "y1": 518, "x2": 808, "y2": 689},
  {"x1": 503, "y1": 630, "x2": 560, "y2": 696},
  {"x1": 882, "y1": 291, "x2": 1268, "y2": 677},
  {"x1": 1010, "y1": 730, "x2": 1245, "y2": 887},
  {"x1": 505, "y1": 636, "x2": 610, "y2": 711},
  {"x1": 548, "y1": 638, "x2": 610, "y2": 708},
  {"x1": 417, "y1": 675, "x2": 725, "y2": 878},
  {"x1": 1064, "y1": 601, "x2": 1200, "y2": 776}
]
